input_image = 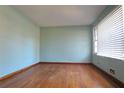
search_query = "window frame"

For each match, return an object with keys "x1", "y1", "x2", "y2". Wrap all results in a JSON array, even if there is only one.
[{"x1": 93, "y1": 6, "x2": 124, "y2": 61}]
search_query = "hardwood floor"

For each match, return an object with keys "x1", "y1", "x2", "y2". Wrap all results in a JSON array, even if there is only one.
[{"x1": 0, "y1": 63, "x2": 119, "y2": 88}]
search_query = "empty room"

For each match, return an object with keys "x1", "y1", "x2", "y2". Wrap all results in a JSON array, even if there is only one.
[{"x1": 0, "y1": 5, "x2": 124, "y2": 88}]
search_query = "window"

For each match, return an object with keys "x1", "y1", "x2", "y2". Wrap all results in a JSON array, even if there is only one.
[
  {"x1": 93, "y1": 26, "x2": 98, "y2": 54},
  {"x1": 93, "y1": 6, "x2": 124, "y2": 60}
]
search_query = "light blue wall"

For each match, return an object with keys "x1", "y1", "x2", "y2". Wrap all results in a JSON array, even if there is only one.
[
  {"x1": 92, "y1": 5, "x2": 124, "y2": 83},
  {"x1": 0, "y1": 6, "x2": 40, "y2": 78},
  {"x1": 40, "y1": 26, "x2": 92, "y2": 63}
]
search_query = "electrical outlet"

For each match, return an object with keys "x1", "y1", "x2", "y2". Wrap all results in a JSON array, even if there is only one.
[{"x1": 110, "y1": 68, "x2": 115, "y2": 75}]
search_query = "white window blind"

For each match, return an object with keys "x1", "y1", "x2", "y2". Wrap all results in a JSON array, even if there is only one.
[{"x1": 95, "y1": 6, "x2": 124, "y2": 60}]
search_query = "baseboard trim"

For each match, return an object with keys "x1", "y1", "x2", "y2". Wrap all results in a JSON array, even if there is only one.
[
  {"x1": 0, "y1": 62, "x2": 40, "y2": 81},
  {"x1": 39, "y1": 62, "x2": 91, "y2": 64},
  {"x1": 92, "y1": 63, "x2": 124, "y2": 88},
  {"x1": 1, "y1": 62, "x2": 123, "y2": 87}
]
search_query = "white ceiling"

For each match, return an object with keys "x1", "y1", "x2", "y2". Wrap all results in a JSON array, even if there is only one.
[{"x1": 14, "y1": 5, "x2": 106, "y2": 27}]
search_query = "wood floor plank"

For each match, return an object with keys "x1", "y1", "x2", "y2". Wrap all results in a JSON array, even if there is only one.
[{"x1": 0, "y1": 63, "x2": 119, "y2": 88}]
